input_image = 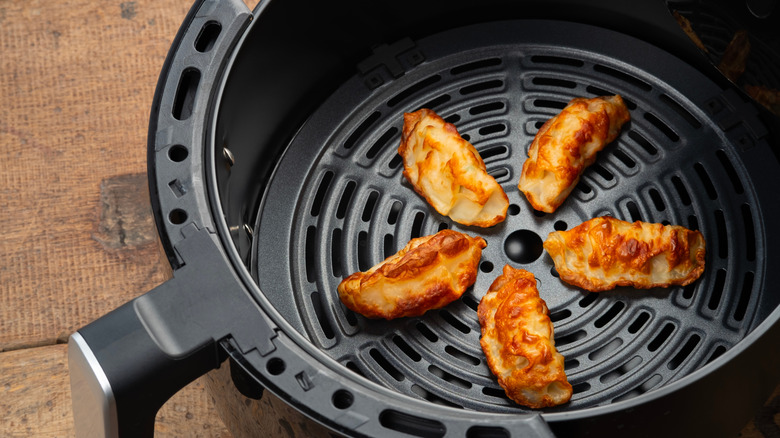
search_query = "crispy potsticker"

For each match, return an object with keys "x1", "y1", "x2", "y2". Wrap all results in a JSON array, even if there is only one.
[
  {"x1": 518, "y1": 95, "x2": 630, "y2": 213},
  {"x1": 398, "y1": 109, "x2": 509, "y2": 227},
  {"x1": 544, "y1": 216, "x2": 706, "y2": 292},
  {"x1": 338, "y1": 229, "x2": 486, "y2": 319},
  {"x1": 478, "y1": 265, "x2": 572, "y2": 409}
]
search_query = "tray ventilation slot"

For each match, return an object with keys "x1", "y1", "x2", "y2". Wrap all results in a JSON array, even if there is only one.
[
  {"x1": 530, "y1": 55, "x2": 585, "y2": 67},
  {"x1": 438, "y1": 309, "x2": 471, "y2": 334},
  {"x1": 589, "y1": 338, "x2": 623, "y2": 362},
  {"x1": 410, "y1": 211, "x2": 426, "y2": 239},
  {"x1": 362, "y1": 190, "x2": 379, "y2": 222},
  {"x1": 668, "y1": 333, "x2": 702, "y2": 370},
  {"x1": 578, "y1": 292, "x2": 599, "y2": 308},
  {"x1": 388, "y1": 75, "x2": 442, "y2": 108},
  {"x1": 613, "y1": 149, "x2": 636, "y2": 169},
  {"x1": 310, "y1": 291, "x2": 335, "y2": 340},
  {"x1": 357, "y1": 231, "x2": 371, "y2": 271},
  {"x1": 707, "y1": 268, "x2": 728, "y2": 311},
  {"x1": 370, "y1": 348, "x2": 404, "y2": 382},
  {"x1": 532, "y1": 98, "x2": 567, "y2": 110},
  {"x1": 628, "y1": 311, "x2": 652, "y2": 334},
  {"x1": 345, "y1": 111, "x2": 381, "y2": 151},
  {"x1": 659, "y1": 94, "x2": 701, "y2": 128},
  {"x1": 648, "y1": 188, "x2": 666, "y2": 211},
  {"x1": 421, "y1": 94, "x2": 452, "y2": 112},
  {"x1": 366, "y1": 127, "x2": 398, "y2": 160},
  {"x1": 716, "y1": 150, "x2": 745, "y2": 194},
  {"x1": 714, "y1": 210, "x2": 728, "y2": 259},
  {"x1": 470, "y1": 101, "x2": 506, "y2": 115},
  {"x1": 613, "y1": 374, "x2": 662, "y2": 402},
  {"x1": 416, "y1": 322, "x2": 438, "y2": 343},
  {"x1": 330, "y1": 228, "x2": 343, "y2": 277},
  {"x1": 450, "y1": 57, "x2": 502, "y2": 75},
  {"x1": 594, "y1": 301, "x2": 626, "y2": 328},
  {"x1": 532, "y1": 77, "x2": 578, "y2": 89},
  {"x1": 379, "y1": 409, "x2": 446, "y2": 438},
  {"x1": 593, "y1": 64, "x2": 652, "y2": 91},
  {"x1": 647, "y1": 322, "x2": 675, "y2": 352},
  {"x1": 600, "y1": 355, "x2": 642, "y2": 383},
  {"x1": 411, "y1": 384, "x2": 461, "y2": 408},
  {"x1": 627, "y1": 130, "x2": 658, "y2": 156},
  {"x1": 305, "y1": 226, "x2": 317, "y2": 282},
  {"x1": 693, "y1": 163, "x2": 718, "y2": 200},
  {"x1": 383, "y1": 233, "x2": 395, "y2": 259},
  {"x1": 311, "y1": 171, "x2": 334, "y2": 216},
  {"x1": 336, "y1": 181, "x2": 357, "y2": 219},
  {"x1": 643, "y1": 112, "x2": 679, "y2": 142},
  {"x1": 393, "y1": 335, "x2": 421, "y2": 362},
  {"x1": 481, "y1": 385, "x2": 509, "y2": 400},
  {"x1": 741, "y1": 204, "x2": 756, "y2": 261},
  {"x1": 429, "y1": 365, "x2": 472, "y2": 390},
  {"x1": 556, "y1": 329, "x2": 587, "y2": 347},
  {"x1": 671, "y1": 176, "x2": 692, "y2": 206},
  {"x1": 460, "y1": 79, "x2": 503, "y2": 96},
  {"x1": 445, "y1": 345, "x2": 480, "y2": 366},
  {"x1": 572, "y1": 381, "x2": 592, "y2": 395},
  {"x1": 550, "y1": 309, "x2": 572, "y2": 323}
]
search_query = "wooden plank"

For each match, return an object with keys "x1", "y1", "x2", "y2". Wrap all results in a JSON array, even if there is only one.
[
  {"x1": 0, "y1": 344, "x2": 230, "y2": 437},
  {"x1": 0, "y1": 0, "x2": 190, "y2": 351},
  {"x1": 0, "y1": 0, "x2": 232, "y2": 435}
]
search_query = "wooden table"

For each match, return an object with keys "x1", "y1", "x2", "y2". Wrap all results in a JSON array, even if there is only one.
[
  {"x1": 0, "y1": 0, "x2": 232, "y2": 435},
  {"x1": 1, "y1": 0, "x2": 778, "y2": 436}
]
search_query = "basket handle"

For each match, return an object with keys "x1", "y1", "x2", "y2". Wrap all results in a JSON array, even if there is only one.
[
  {"x1": 68, "y1": 285, "x2": 218, "y2": 437},
  {"x1": 69, "y1": 224, "x2": 276, "y2": 437}
]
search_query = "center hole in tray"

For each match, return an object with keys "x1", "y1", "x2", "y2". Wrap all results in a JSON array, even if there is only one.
[{"x1": 504, "y1": 229, "x2": 544, "y2": 264}]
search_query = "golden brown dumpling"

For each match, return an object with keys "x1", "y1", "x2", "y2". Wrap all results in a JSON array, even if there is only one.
[
  {"x1": 544, "y1": 216, "x2": 706, "y2": 292},
  {"x1": 338, "y1": 229, "x2": 486, "y2": 319},
  {"x1": 518, "y1": 95, "x2": 631, "y2": 213},
  {"x1": 398, "y1": 108, "x2": 509, "y2": 227},
  {"x1": 478, "y1": 265, "x2": 572, "y2": 409},
  {"x1": 745, "y1": 84, "x2": 780, "y2": 116},
  {"x1": 672, "y1": 10, "x2": 708, "y2": 53},
  {"x1": 718, "y1": 30, "x2": 750, "y2": 83}
]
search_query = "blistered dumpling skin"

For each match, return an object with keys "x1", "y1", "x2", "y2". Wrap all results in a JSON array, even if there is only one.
[
  {"x1": 338, "y1": 229, "x2": 486, "y2": 320},
  {"x1": 544, "y1": 216, "x2": 706, "y2": 292},
  {"x1": 398, "y1": 108, "x2": 509, "y2": 227},
  {"x1": 478, "y1": 265, "x2": 572, "y2": 409},
  {"x1": 518, "y1": 95, "x2": 631, "y2": 213}
]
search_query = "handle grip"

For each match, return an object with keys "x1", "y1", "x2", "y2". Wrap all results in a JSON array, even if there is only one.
[
  {"x1": 69, "y1": 288, "x2": 218, "y2": 437},
  {"x1": 69, "y1": 224, "x2": 277, "y2": 438}
]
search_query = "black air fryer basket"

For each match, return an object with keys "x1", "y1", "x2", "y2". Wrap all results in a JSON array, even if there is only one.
[{"x1": 68, "y1": 0, "x2": 780, "y2": 436}]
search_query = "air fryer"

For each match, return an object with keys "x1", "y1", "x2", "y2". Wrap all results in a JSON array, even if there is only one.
[{"x1": 68, "y1": 0, "x2": 780, "y2": 437}]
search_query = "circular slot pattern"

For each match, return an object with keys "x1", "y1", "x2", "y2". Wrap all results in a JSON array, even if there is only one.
[{"x1": 251, "y1": 21, "x2": 766, "y2": 413}]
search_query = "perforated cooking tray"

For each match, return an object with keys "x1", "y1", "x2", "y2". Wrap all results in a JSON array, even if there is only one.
[
  {"x1": 253, "y1": 18, "x2": 776, "y2": 411},
  {"x1": 68, "y1": 0, "x2": 780, "y2": 437}
]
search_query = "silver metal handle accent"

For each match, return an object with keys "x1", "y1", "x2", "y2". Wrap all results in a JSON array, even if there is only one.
[{"x1": 68, "y1": 331, "x2": 118, "y2": 438}]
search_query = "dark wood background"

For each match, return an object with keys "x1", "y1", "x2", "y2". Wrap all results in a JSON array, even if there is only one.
[{"x1": 1, "y1": 0, "x2": 777, "y2": 436}]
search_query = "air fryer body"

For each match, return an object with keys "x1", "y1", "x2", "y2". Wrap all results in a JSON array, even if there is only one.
[{"x1": 69, "y1": 0, "x2": 780, "y2": 437}]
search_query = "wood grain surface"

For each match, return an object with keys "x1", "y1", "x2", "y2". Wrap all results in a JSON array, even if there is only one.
[
  {"x1": 1, "y1": 0, "x2": 778, "y2": 436},
  {"x1": 0, "y1": 0, "x2": 232, "y2": 435}
]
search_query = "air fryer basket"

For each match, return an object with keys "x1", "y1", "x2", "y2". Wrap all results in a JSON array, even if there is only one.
[
  {"x1": 70, "y1": 0, "x2": 780, "y2": 437},
  {"x1": 246, "y1": 17, "x2": 772, "y2": 410},
  {"x1": 205, "y1": 0, "x2": 780, "y2": 435}
]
